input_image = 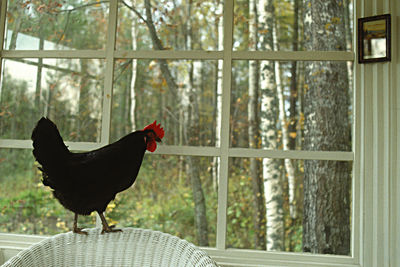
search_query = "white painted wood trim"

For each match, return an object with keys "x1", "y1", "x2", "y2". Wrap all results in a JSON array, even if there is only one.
[
  {"x1": 352, "y1": 0, "x2": 362, "y2": 263},
  {"x1": 216, "y1": 0, "x2": 234, "y2": 251},
  {"x1": 100, "y1": 0, "x2": 118, "y2": 146},
  {"x1": 0, "y1": 232, "x2": 359, "y2": 267},
  {"x1": 1, "y1": 50, "x2": 105, "y2": 58},
  {"x1": 228, "y1": 148, "x2": 353, "y2": 161},
  {"x1": 0, "y1": 139, "x2": 103, "y2": 151},
  {"x1": 0, "y1": 138, "x2": 354, "y2": 161},
  {"x1": 1, "y1": 50, "x2": 354, "y2": 61},
  {"x1": 390, "y1": 2, "x2": 400, "y2": 267},
  {"x1": 114, "y1": 50, "x2": 223, "y2": 59},
  {"x1": 232, "y1": 51, "x2": 354, "y2": 61}
]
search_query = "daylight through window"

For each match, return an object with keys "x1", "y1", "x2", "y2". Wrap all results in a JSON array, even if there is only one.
[{"x1": 0, "y1": 0, "x2": 355, "y2": 259}]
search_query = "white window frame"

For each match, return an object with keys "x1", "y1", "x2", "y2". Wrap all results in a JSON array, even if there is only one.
[{"x1": 1, "y1": 0, "x2": 399, "y2": 266}]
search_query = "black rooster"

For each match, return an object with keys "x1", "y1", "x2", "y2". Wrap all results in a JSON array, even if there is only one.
[{"x1": 31, "y1": 117, "x2": 164, "y2": 234}]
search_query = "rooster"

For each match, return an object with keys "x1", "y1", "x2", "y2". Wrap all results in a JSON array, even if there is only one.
[{"x1": 31, "y1": 117, "x2": 164, "y2": 234}]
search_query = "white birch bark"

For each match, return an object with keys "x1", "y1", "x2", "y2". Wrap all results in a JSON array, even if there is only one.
[
  {"x1": 273, "y1": 21, "x2": 297, "y2": 220},
  {"x1": 212, "y1": 0, "x2": 223, "y2": 191},
  {"x1": 258, "y1": 0, "x2": 284, "y2": 251},
  {"x1": 130, "y1": 0, "x2": 137, "y2": 131}
]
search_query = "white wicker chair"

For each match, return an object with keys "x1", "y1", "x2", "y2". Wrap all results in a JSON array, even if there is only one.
[{"x1": 1, "y1": 228, "x2": 218, "y2": 267}]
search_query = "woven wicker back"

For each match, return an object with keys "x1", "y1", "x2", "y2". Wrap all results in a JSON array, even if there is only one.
[{"x1": 1, "y1": 228, "x2": 218, "y2": 267}]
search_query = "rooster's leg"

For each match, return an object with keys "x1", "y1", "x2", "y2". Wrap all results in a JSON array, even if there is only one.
[
  {"x1": 73, "y1": 213, "x2": 88, "y2": 235},
  {"x1": 98, "y1": 212, "x2": 122, "y2": 234}
]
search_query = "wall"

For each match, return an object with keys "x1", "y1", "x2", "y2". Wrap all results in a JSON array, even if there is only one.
[
  {"x1": 391, "y1": 1, "x2": 400, "y2": 267},
  {"x1": 358, "y1": 0, "x2": 399, "y2": 266}
]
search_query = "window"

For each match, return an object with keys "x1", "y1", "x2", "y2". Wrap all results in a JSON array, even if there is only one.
[{"x1": 0, "y1": 0, "x2": 358, "y2": 265}]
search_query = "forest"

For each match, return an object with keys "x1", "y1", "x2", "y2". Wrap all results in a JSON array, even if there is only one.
[{"x1": 0, "y1": 0, "x2": 353, "y2": 255}]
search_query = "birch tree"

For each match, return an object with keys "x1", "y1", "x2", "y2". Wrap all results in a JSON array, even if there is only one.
[
  {"x1": 302, "y1": 0, "x2": 351, "y2": 255},
  {"x1": 259, "y1": 0, "x2": 284, "y2": 251},
  {"x1": 129, "y1": 0, "x2": 138, "y2": 131},
  {"x1": 212, "y1": 0, "x2": 223, "y2": 192}
]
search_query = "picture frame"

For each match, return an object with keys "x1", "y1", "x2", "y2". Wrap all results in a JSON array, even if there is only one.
[{"x1": 358, "y1": 14, "x2": 391, "y2": 63}]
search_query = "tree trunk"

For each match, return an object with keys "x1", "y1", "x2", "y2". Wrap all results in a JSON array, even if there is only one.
[
  {"x1": 259, "y1": 0, "x2": 284, "y2": 251},
  {"x1": 272, "y1": 18, "x2": 298, "y2": 223},
  {"x1": 183, "y1": 62, "x2": 209, "y2": 246},
  {"x1": 248, "y1": 0, "x2": 266, "y2": 250},
  {"x1": 286, "y1": 0, "x2": 299, "y2": 223},
  {"x1": 35, "y1": 28, "x2": 45, "y2": 120},
  {"x1": 130, "y1": 1, "x2": 138, "y2": 131},
  {"x1": 302, "y1": 0, "x2": 351, "y2": 255},
  {"x1": 9, "y1": 15, "x2": 21, "y2": 50},
  {"x1": 288, "y1": 0, "x2": 299, "y2": 151},
  {"x1": 212, "y1": 0, "x2": 223, "y2": 193},
  {"x1": 77, "y1": 59, "x2": 90, "y2": 141},
  {"x1": 182, "y1": 0, "x2": 209, "y2": 246},
  {"x1": 143, "y1": 0, "x2": 177, "y2": 98}
]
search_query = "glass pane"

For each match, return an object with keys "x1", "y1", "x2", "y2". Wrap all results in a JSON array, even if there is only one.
[
  {"x1": 0, "y1": 58, "x2": 104, "y2": 142},
  {"x1": 111, "y1": 59, "x2": 219, "y2": 146},
  {"x1": 233, "y1": 0, "x2": 353, "y2": 51},
  {"x1": 106, "y1": 155, "x2": 217, "y2": 247},
  {"x1": 231, "y1": 60, "x2": 353, "y2": 151},
  {"x1": 0, "y1": 150, "x2": 217, "y2": 244},
  {"x1": 0, "y1": 148, "x2": 95, "y2": 235},
  {"x1": 116, "y1": 0, "x2": 222, "y2": 50},
  {"x1": 227, "y1": 157, "x2": 352, "y2": 255},
  {"x1": 5, "y1": 0, "x2": 108, "y2": 50}
]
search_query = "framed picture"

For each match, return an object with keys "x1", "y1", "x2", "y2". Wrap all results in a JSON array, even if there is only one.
[{"x1": 358, "y1": 14, "x2": 391, "y2": 63}]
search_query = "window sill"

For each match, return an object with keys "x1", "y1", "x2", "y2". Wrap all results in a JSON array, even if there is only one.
[{"x1": 0, "y1": 233, "x2": 359, "y2": 267}]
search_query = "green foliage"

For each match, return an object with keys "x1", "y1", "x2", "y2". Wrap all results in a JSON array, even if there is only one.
[{"x1": 0, "y1": 149, "x2": 95, "y2": 235}]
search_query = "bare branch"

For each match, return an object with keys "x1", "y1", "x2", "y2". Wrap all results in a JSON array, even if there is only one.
[{"x1": 121, "y1": 1, "x2": 147, "y2": 24}]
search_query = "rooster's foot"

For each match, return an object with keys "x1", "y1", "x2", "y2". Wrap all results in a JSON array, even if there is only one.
[
  {"x1": 73, "y1": 227, "x2": 88, "y2": 235},
  {"x1": 98, "y1": 212, "x2": 122, "y2": 234},
  {"x1": 101, "y1": 226, "x2": 122, "y2": 234},
  {"x1": 73, "y1": 214, "x2": 88, "y2": 235}
]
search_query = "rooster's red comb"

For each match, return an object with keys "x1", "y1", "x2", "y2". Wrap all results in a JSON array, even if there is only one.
[{"x1": 143, "y1": 120, "x2": 165, "y2": 139}]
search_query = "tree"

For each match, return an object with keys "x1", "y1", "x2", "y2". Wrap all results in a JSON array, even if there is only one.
[
  {"x1": 248, "y1": 0, "x2": 266, "y2": 250},
  {"x1": 259, "y1": 0, "x2": 285, "y2": 251},
  {"x1": 122, "y1": 0, "x2": 210, "y2": 246},
  {"x1": 302, "y1": 0, "x2": 351, "y2": 255},
  {"x1": 212, "y1": 0, "x2": 223, "y2": 193},
  {"x1": 130, "y1": 0, "x2": 138, "y2": 131},
  {"x1": 182, "y1": 0, "x2": 209, "y2": 246},
  {"x1": 286, "y1": 0, "x2": 300, "y2": 222}
]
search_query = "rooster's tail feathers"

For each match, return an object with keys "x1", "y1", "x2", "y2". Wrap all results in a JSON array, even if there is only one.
[{"x1": 31, "y1": 117, "x2": 69, "y2": 177}]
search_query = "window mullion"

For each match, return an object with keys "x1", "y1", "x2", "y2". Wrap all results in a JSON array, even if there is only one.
[
  {"x1": 100, "y1": 1, "x2": 118, "y2": 146},
  {"x1": 216, "y1": 0, "x2": 234, "y2": 250},
  {"x1": 96, "y1": 0, "x2": 118, "y2": 228}
]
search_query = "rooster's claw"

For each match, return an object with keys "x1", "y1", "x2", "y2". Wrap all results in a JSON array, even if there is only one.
[
  {"x1": 101, "y1": 227, "x2": 122, "y2": 234},
  {"x1": 73, "y1": 227, "x2": 88, "y2": 235}
]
